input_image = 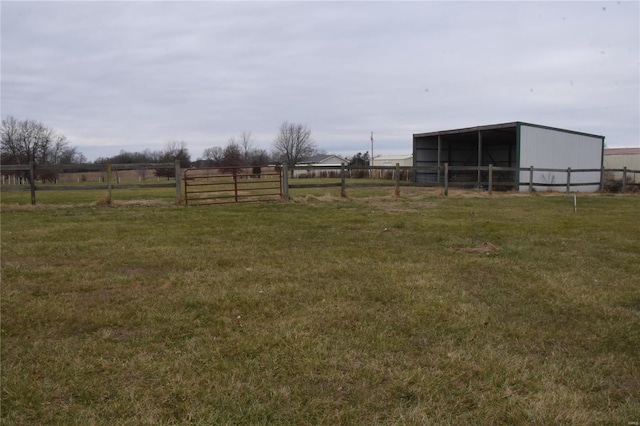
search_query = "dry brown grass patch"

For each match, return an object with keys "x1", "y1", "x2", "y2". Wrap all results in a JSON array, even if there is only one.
[
  {"x1": 295, "y1": 194, "x2": 351, "y2": 203},
  {"x1": 453, "y1": 242, "x2": 500, "y2": 255},
  {"x1": 90, "y1": 199, "x2": 174, "y2": 207}
]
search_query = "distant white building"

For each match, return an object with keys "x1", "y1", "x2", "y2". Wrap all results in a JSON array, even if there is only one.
[
  {"x1": 604, "y1": 148, "x2": 640, "y2": 182},
  {"x1": 372, "y1": 155, "x2": 413, "y2": 167},
  {"x1": 293, "y1": 154, "x2": 348, "y2": 178}
]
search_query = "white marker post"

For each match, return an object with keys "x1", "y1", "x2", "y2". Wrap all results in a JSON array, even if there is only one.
[{"x1": 370, "y1": 131, "x2": 374, "y2": 179}]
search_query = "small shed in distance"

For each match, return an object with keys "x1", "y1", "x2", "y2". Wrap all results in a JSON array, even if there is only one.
[
  {"x1": 413, "y1": 122, "x2": 605, "y2": 192},
  {"x1": 293, "y1": 154, "x2": 348, "y2": 178},
  {"x1": 604, "y1": 148, "x2": 640, "y2": 183},
  {"x1": 372, "y1": 155, "x2": 413, "y2": 167}
]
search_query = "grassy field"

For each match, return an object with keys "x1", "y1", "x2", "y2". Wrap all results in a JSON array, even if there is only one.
[{"x1": 1, "y1": 187, "x2": 639, "y2": 424}]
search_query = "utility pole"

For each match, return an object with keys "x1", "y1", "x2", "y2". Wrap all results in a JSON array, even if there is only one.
[{"x1": 370, "y1": 131, "x2": 374, "y2": 178}]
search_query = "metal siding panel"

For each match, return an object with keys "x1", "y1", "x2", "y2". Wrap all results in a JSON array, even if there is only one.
[
  {"x1": 604, "y1": 153, "x2": 640, "y2": 170},
  {"x1": 414, "y1": 136, "x2": 439, "y2": 183},
  {"x1": 519, "y1": 125, "x2": 603, "y2": 192},
  {"x1": 604, "y1": 154, "x2": 640, "y2": 182}
]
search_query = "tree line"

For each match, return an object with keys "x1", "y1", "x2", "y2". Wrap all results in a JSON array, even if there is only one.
[{"x1": 2, "y1": 117, "x2": 371, "y2": 178}]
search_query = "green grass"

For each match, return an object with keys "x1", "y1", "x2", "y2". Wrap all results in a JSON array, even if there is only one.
[{"x1": 1, "y1": 189, "x2": 639, "y2": 424}]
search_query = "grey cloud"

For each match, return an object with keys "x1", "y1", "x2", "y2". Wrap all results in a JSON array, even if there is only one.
[{"x1": 1, "y1": 1, "x2": 638, "y2": 161}]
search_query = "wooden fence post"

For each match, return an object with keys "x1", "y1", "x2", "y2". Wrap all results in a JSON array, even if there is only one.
[
  {"x1": 233, "y1": 169, "x2": 239, "y2": 203},
  {"x1": 340, "y1": 163, "x2": 347, "y2": 198},
  {"x1": 600, "y1": 166, "x2": 605, "y2": 193},
  {"x1": 444, "y1": 162, "x2": 449, "y2": 196},
  {"x1": 106, "y1": 161, "x2": 113, "y2": 204},
  {"x1": 29, "y1": 161, "x2": 36, "y2": 205},
  {"x1": 282, "y1": 165, "x2": 289, "y2": 200},
  {"x1": 488, "y1": 164, "x2": 493, "y2": 194},
  {"x1": 566, "y1": 167, "x2": 571, "y2": 193},
  {"x1": 622, "y1": 167, "x2": 627, "y2": 192},
  {"x1": 175, "y1": 160, "x2": 182, "y2": 205},
  {"x1": 529, "y1": 166, "x2": 534, "y2": 193}
]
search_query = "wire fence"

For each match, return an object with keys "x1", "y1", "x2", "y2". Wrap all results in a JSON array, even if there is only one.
[
  {"x1": 283, "y1": 163, "x2": 639, "y2": 197},
  {"x1": 0, "y1": 161, "x2": 181, "y2": 205},
  {"x1": 1, "y1": 161, "x2": 638, "y2": 205}
]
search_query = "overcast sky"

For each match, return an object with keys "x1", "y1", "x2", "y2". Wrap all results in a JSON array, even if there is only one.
[{"x1": 2, "y1": 1, "x2": 638, "y2": 161}]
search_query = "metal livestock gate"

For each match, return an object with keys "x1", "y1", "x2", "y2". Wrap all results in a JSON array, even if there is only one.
[{"x1": 183, "y1": 166, "x2": 283, "y2": 205}]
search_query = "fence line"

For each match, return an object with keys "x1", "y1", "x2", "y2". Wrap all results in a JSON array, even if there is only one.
[
  {"x1": 0, "y1": 161, "x2": 180, "y2": 205},
  {"x1": 2, "y1": 162, "x2": 638, "y2": 205},
  {"x1": 287, "y1": 164, "x2": 639, "y2": 196}
]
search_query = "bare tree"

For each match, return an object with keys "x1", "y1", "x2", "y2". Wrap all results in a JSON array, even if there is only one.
[
  {"x1": 1, "y1": 116, "x2": 50, "y2": 164},
  {"x1": 155, "y1": 140, "x2": 191, "y2": 178},
  {"x1": 238, "y1": 131, "x2": 255, "y2": 161},
  {"x1": 162, "y1": 140, "x2": 191, "y2": 166},
  {"x1": 220, "y1": 140, "x2": 243, "y2": 169},
  {"x1": 247, "y1": 148, "x2": 270, "y2": 166},
  {"x1": 47, "y1": 135, "x2": 86, "y2": 164},
  {"x1": 272, "y1": 122, "x2": 316, "y2": 176},
  {"x1": 0, "y1": 116, "x2": 21, "y2": 164},
  {"x1": 1, "y1": 116, "x2": 84, "y2": 165},
  {"x1": 201, "y1": 147, "x2": 224, "y2": 166}
]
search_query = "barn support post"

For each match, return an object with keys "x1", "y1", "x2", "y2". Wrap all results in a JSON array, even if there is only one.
[
  {"x1": 566, "y1": 168, "x2": 571, "y2": 193},
  {"x1": 444, "y1": 163, "x2": 449, "y2": 196},
  {"x1": 529, "y1": 166, "x2": 534, "y2": 193},
  {"x1": 600, "y1": 166, "x2": 605, "y2": 193},
  {"x1": 477, "y1": 131, "x2": 482, "y2": 186},
  {"x1": 622, "y1": 167, "x2": 627, "y2": 192},
  {"x1": 394, "y1": 163, "x2": 400, "y2": 197},
  {"x1": 488, "y1": 164, "x2": 493, "y2": 194},
  {"x1": 340, "y1": 163, "x2": 347, "y2": 198},
  {"x1": 175, "y1": 160, "x2": 182, "y2": 205},
  {"x1": 282, "y1": 165, "x2": 289, "y2": 201},
  {"x1": 29, "y1": 161, "x2": 36, "y2": 205},
  {"x1": 437, "y1": 135, "x2": 442, "y2": 183}
]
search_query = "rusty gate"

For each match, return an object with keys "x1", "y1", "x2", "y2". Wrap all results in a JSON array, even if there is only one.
[{"x1": 183, "y1": 165, "x2": 282, "y2": 206}]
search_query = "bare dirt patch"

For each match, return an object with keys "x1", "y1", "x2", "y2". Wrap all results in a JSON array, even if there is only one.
[
  {"x1": 294, "y1": 194, "x2": 350, "y2": 203},
  {"x1": 90, "y1": 199, "x2": 175, "y2": 208},
  {"x1": 453, "y1": 242, "x2": 500, "y2": 255}
]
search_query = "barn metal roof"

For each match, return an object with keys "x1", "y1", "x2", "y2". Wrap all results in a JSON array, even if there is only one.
[
  {"x1": 413, "y1": 121, "x2": 605, "y2": 140},
  {"x1": 604, "y1": 148, "x2": 640, "y2": 155}
]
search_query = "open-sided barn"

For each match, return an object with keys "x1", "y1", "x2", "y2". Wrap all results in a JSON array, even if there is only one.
[{"x1": 413, "y1": 122, "x2": 605, "y2": 192}]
